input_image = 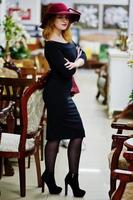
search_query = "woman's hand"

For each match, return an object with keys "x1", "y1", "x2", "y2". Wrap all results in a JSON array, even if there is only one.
[
  {"x1": 64, "y1": 57, "x2": 84, "y2": 70},
  {"x1": 64, "y1": 46, "x2": 84, "y2": 70},
  {"x1": 64, "y1": 58, "x2": 77, "y2": 70}
]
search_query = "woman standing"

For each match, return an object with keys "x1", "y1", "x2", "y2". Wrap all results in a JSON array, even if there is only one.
[{"x1": 40, "y1": 3, "x2": 86, "y2": 197}]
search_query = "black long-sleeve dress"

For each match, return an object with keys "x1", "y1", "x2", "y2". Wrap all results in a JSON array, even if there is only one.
[{"x1": 43, "y1": 40, "x2": 86, "y2": 140}]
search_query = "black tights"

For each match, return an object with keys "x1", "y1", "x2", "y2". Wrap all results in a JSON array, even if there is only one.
[{"x1": 44, "y1": 138, "x2": 83, "y2": 174}]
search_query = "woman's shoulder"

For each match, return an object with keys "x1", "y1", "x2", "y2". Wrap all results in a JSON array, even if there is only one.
[
  {"x1": 45, "y1": 40, "x2": 74, "y2": 51},
  {"x1": 45, "y1": 40, "x2": 70, "y2": 45}
]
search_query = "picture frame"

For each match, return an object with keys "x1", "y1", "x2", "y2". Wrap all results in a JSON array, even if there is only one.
[
  {"x1": 103, "y1": 4, "x2": 129, "y2": 30},
  {"x1": 8, "y1": 8, "x2": 31, "y2": 20},
  {"x1": 74, "y1": 4, "x2": 99, "y2": 29}
]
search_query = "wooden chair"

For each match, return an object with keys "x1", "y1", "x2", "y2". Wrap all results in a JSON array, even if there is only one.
[
  {"x1": 0, "y1": 77, "x2": 47, "y2": 197},
  {"x1": 95, "y1": 64, "x2": 108, "y2": 104},
  {"x1": 0, "y1": 77, "x2": 35, "y2": 134},
  {"x1": 3, "y1": 61, "x2": 21, "y2": 78},
  {"x1": 111, "y1": 137, "x2": 133, "y2": 200},
  {"x1": 0, "y1": 101, "x2": 15, "y2": 178},
  {"x1": 108, "y1": 101, "x2": 133, "y2": 198},
  {"x1": 113, "y1": 103, "x2": 133, "y2": 122},
  {"x1": 0, "y1": 77, "x2": 36, "y2": 173},
  {"x1": 0, "y1": 64, "x2": 22, "y2": 176},
  {"x1": 0, "y1": 101, "x2": 15, "y2": 142}
]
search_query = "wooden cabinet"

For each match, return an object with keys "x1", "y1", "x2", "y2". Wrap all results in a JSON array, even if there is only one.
[{"x1": 107, "y1": 48, "x2": 133, "y2": 117}]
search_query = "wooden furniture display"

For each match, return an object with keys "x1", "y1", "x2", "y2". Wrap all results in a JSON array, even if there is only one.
[
  {"x1": 108, "y1": 121, "x2": 133, "y2": 198},
  {"x1": 108, "y1": 98, "x2": 133, "y2": 198},
  {"x1": 1, "y1": 59, "x2": 37, "y2": 80},
  {"x1": 111, "y1": 137, "x2": 133, "y2": 200},
  {"x1": 20, "y1": 66, "x2": 37, "y2": 80},
  {"x1": 113, "y1": 103, "x2": 133, "y2": 122},
  {"x1": 32, "y1": 52, "x2": 50, "y2": 75},
  {"x1": 107, "y1": 48, "x2": 133, "y2": 117},
  {"x1": 13, "y1": 55, "x2": 50, "y2": 78},
  {"x1": 107, "y1": 98, "x2": 133, "y2": 199},
  {"x1": 83, "y1": 57, "x2": 105, "y2": 69},
  {"x1": 13, "y1": 58, "x2": 38, "y2": 79},
  {"x1": 0, "y1": 64, "x2": 20, "y2": 78},
  {"x1": 0, "y1": 78, "x2": 46, "y2": 197},
  {"x1": 13, "y1": 58, "x2": 35, "y2": 68}
]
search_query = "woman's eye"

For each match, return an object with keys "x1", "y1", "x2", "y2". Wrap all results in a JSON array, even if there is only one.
[
  {"x1": 57, "y1": 16, "x2": 63, "y2": 19},
  {"x1": 57, "y1": 15, "x2": 69, "y2": 20}
]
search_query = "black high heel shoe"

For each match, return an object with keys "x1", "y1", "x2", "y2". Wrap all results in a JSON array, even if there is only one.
[
  {"x1": 41, "y1": 171, "x2": 62, "y2": 194},
  {"x1": 65, "y1": 172, "x2": 86, "y2": 197}
]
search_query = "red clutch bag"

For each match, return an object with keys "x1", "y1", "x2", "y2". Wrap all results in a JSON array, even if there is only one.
[{"x1": 71, "y1": 76, "x2": 80, "y2": 96}]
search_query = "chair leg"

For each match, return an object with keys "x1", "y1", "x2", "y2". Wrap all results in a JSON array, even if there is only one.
[
  {"x1": 40, "y1": 129, "x2": 44, "y2": 161},
  {"x1": 109, "y1": 176, "x2": 117, "y2": 198},
  {"x1": 0, "y1": 157, "x2": 4, "y2": 179},
  {"x1": 34, "y1": 147, "x2": 42, "y2": 187},
  {"x1": 111, "y1": 182, "x2": 126, "y2": 200},
  {"x1": 18, "y1": 158, "x2": 26, "y2": 197}
]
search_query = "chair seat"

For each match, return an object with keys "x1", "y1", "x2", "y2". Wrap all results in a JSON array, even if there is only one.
[
  {"x1": 121, "y1": 182, "x2": 133, "y2": 200},
  {"x1": 108, "y1": 147, "x2": 130, "y2": 170},
  {"x1": 0, "y1": 133, "x2": 35, "y2": 152}
]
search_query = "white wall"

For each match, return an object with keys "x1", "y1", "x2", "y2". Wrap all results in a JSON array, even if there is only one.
[
  {"x1": 41, "y1": 0, "x2": 72, "y2": 7},
  {"x1": 4, "y1": 0, "x2": 41, "y2": 25},
  {"x1": 128, "y1": 0, "x2": 133, "y2": 35},
  {"x1": 19, "y1": 0, "x2": 41, "y2": 25},
  {"x1": 0, "y1": 0, "x2": 6, "y2": 23},
  {"x1": 0, "y1": 0, "x2": 6, "y2": 47},
  {"x1": 72, "y1": 0, "x2": 128, "y2": 5}
]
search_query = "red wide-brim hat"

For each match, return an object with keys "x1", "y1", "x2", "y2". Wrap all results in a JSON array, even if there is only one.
[{"x1": 40, "y1": 3, "x2": 80, "y2": 28}]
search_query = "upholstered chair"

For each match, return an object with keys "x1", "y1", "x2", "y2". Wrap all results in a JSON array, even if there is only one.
[
  {"x1": 0, "y1": 101, "x2": 15, "y2": 178},
  {"x1": 111, "y1": 137, "x2": 133, "y2": 200},
  {"x1": 0, "y1": 77, "x2": 46, "y2": 197},
  {"x1": 108, "y1": 121, "x2": 133, "y2": 199}
]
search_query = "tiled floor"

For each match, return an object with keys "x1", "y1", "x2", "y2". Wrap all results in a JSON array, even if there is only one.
[{"x1": 0, "y1": 69, "x2": 113, "y2": 200}]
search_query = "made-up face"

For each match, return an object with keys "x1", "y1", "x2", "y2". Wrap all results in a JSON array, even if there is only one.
[{"x1": 54, "y1": 14, "x2": 70, "y2": 31}]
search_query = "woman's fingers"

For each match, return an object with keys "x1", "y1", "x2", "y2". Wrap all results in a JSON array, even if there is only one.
[
  {"x1": 64, "y1": 58, "x2": 76, "y2": 70},
  {"x1": 66, "y1": 62, "x2": 75, "y2": 70},
  {"x1": 64, "y1": 58, "x2": 68, "y2": 62},
  {"x1": 64, "y1": 58, "x2": 69, "y2": 66}
]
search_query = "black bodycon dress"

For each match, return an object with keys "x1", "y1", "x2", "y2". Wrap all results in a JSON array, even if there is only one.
[{"x1": 43, "y1": 41, "x2": 86, "y2": 140}]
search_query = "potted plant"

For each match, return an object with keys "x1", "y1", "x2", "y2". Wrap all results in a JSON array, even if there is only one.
[
  {"x1": 129, "y1": 90, "x2": 133, "y2": 103},
  {"x1": 2, "y1": 15, "x2": 30, "y2": 61}
]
